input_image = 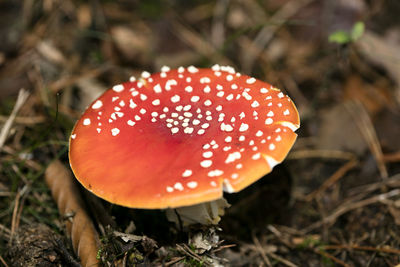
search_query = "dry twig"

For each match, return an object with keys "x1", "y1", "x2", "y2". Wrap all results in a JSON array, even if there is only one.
[
  {"x1": 323, "y1": 244, "x2": 400, "y2": 255},
  {"x1": 0, "y1": 89, "x2": 30, "y2": 150},
  {"x1": 304, "y1": 189, "x2": 400, "y2": 232},
  {"x1": 45, "y1": 160, "x2": 100, "y2": 267},
  {"x1": 252, "y1": 235, "x2": 272, "y2": 267},
  {"x1": 288, "y1": 149, "x2": 356, "y2": 161},
  {"x1": 305, "y1": 159, "x2": 358, "y2": 201}
]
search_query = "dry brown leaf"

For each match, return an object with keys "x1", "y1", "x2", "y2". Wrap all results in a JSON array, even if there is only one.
[
  {"x1": 316, "y1": 103, "x2": 367, "y2": 155},
  {"x1": 45, "y1": 160, "x2": 100, "y2": 267}
]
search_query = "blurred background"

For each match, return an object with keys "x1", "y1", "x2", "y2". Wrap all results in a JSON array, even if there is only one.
[{"x1": 1, "y1": 0, "x2": 400, "y2": 266}]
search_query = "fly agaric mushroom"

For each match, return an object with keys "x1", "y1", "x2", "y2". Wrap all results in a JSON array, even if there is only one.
[{"x1": 69, "y1": 65, "x2": 300, "y2": 225}]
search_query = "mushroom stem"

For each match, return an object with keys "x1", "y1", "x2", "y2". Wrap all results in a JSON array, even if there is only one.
[{"x1": 166, "y1": 198, "x2": 230, "y2": 226}]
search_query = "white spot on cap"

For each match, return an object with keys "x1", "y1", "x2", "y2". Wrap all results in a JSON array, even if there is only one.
[
  {"x1": 112, "y1": 84, "x2": 124, "y2": 92},
  {"x1": 129, "y1": 99, "x2": 137, "y2": 109},
  {"x1": 83, "y1": 118, "x2": 91, "y2": 126},
  {"x1": 256, "y1": 130, "x2": 263, "y2": 137},
  {"x1": 269, "y1": 144, "x2": 276, "y2": 150},
  {"x1": 216, "y1": 91, "x2": 224, "y2": 97},
  {"x1": 161, "y1": 66, "x2": 170, "y2": 72},
  {"x1": 210, "y1": 181, "x2": 217, "y2": 187},
  {"x1": 220, "y1": 123, "x2": 233, "y2": 132},
  {"x1": 141, "y1": 71, "x2": 150, "y2": 78},
  {"x1": 171, "y1": 127, "x2": 179, "y2": 134},
  {"x1": 226, "y1": 75, "x2": 233, "y2": 81},
  {"x1": 208, "y1": 170, "x2": 224, "y2": 177},
  {"x1": 278, "y1": 92, "x2": 284, "y2": 98},
  {"x1": 182, "y1": 169, "x2": 192, "y2": 177},
  {"x1": 246, "y1": 77, "x2": 256, "y2": 84},
  {"x1": 184, "y1": 127, "x2": 194, "y2": 134},
  {"x1": 267, "y1": 111, "x2": 274, "y2": 117},
  {"x1": 283, "y1": 109, "x2": 290, "y2": 115},
  {"x1": 185, "y1": 86, "x2": 193, "y2": 92},
  {"x1": 191, "y1": 96, "x2": 200, "y2": 103},
  {"x1": 140, "y1": 94, "x2": 147, "y2": 101},
  {"x1": 200, "y1": 77, "x2": 211, "y2": 83},
  {"x1": 226, "y1": 94, "x2": 234, "y2": 101},
  {"x1": 201, "y1": 123, "x2": 210, "y2": 129},
  {"x1": 187, "y1": 181, "x2": 198, "y2": 189},
  {"x1": 265, "y1": 118, "x2": 273, "y2": 125},
  {"x1": 204, "y1": 99, "x2": 212, "y2": 106},
  {"x1": 71, "y1": 134, "x2": 76, "y2": 139},
  {"x1": 171, "y1": 95, "x2": 180, "y2": 103},
  {"x1": 212, "y1": 64, "x2": 220, "y2": 71},
  {"x1": 252, "y1": 153, "x2": 261, "y2": 160},
  {"x1": 200, "y1": 160, "x2": 212, "y2": 168},
  {"x1": 165, "y1": 79, "x2": 177, "y2": 90},
  {"x1": 174, "y1": 183, "x2": 184, "y2": 191},
  {"x1": 152, "y1": 99, "x2": 160, "y2": 106},
  {"x1": 153, "y1": 84, "x2": 162, "y2": 93},
  {"x1": 188, "y1": 66, "x2": 199, "y2": 73},
  {"x1": 197, "y1": 129, "x2": 205, "y2": 135},
  {"x1": 251, "y1": 100, "x2": 260, "y2": 108},
  {"x1": 166, "y1": 186, "x2": 174, "y2": 192},
  {"x1": 127, "y1": 120, "x2": 135, "y2": 126},
  {"x1": 203, "y1": 85, "x2": 211, "y2": 93},
  {"x1": 203, "y1": 151, "x2": 213, "y2": 158},
  {"x1": 92, "y1": 100, "x2": 103, "y2": 109},
  {"x1": 225, "y1": 151, "x2": 241, "y2": 164},
  {"x1": 260, "y1": 88, "x2": 268, "y2": 93},
  {"x1": 239, "y1": 123, "x2": 249, "y2": 132},
  {"x1": 111, "y1": 128, "x2": 120, "y2": 136}
]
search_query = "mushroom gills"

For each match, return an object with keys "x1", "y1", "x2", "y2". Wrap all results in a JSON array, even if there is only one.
[{"x1": 166, "y1": 198, "x2": 230, "y2": 226}]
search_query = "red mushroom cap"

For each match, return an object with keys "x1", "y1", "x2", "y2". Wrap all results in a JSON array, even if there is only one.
[{"x1": 69, "y1": 65, "x2": 300, "y2": 209}]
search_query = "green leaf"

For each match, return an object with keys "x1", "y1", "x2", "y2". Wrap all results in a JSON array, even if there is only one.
[
  {"x1": 351, "y1": 21, "x2": 365, "y2": 41},
  {"x1": 328, "y1": 31, "x2": 351, "y2": 44}
]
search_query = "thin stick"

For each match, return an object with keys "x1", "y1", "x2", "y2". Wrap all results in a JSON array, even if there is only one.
[
  {"x1": 288, "y1": 149, "x2": 355, "y2": 161},
  {"x1": 305, "y1": 159, "x2": 358, "y2": 201},
  {"x1": 0, "y1": 255, "x2": 9, "y2": 267},
  {"x1": 267, "y1": 252, "x2": 298, "y2": 267},
  {"x1": 9, "y1": 191, "x2": 21, "y2": 243},
  {"x1": 303, "y1": 189, "x2": 400, "y2": 232},
  {"x1": 323, "y1": 244, "x2": 400, "y2": 255},
  {"x1": 0, "y1": 89, "x2": 30, "y2": 150},
  {"x1": 314, "y1": 249, "x2": 351, "y2": 267},
  {"x1": 252, "y1": 235, "x2": 272, "y2": 267},
  {"x1": 383, "y1": 151, "x2": 400, "y2": 162}
]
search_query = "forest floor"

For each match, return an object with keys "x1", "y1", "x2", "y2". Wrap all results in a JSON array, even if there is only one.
[{"x1": 1, "y1": 0, "x2": 400, "y2": 266}]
